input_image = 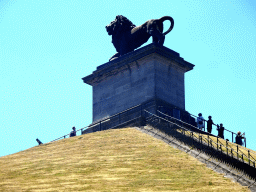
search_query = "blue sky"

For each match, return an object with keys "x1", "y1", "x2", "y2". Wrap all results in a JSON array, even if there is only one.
[{"x1": 1, "y1": 0, "x2": 256, "y2": 157}]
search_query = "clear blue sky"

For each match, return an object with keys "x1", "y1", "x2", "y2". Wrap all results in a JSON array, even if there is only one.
[{"x1": 1, "y1": 0, "x2": 256, "y2": 157}]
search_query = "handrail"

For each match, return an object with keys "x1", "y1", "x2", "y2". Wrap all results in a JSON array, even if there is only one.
[
  {"x1": 158, "y1": 110, "x2": 256, "y2": 158},
  {"x1": 157, "y1": 110, "x2": 256, "y2": 159},
  {"x1": 157, "y1": 110, "x2": 199, "y2": 130},
  {"x1": 90, "y1": 103, "x2": 142, "y2": 125},
  {"x1": 161, "y1": 105, "x2": 237, "y2": 138},
  {"x1": 49, "y1": 103, "x2": 146, "y2": 143},
  {"x1": 158, "y1": 110, "x2": 235, "y2": 145},
  {"x1": 144, "y1": 111, "x2": 256, "y2": 188},
  {"x1": 50, "y1": 126, "x2": 89, "y2": 142},
  {"x1": 163, "y1": 109, "x2": 256, "y2": 163},
  {"x1": 146, "y1": 110, "x2": 256, "y2": 167},
  {"x1": 187, "y1": 110, "x2": 240, "y2": 141},
  {"x1": 155, "y1": 110, "x2": 236, "y2": 155},
  {"x1": 47, "y1": 100, "x2": 255, "y2": 163}
]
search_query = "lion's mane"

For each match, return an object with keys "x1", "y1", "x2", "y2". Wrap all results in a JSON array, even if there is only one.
[{"x1": 106, "y1": 15, "x2": 174, "y2": 61}]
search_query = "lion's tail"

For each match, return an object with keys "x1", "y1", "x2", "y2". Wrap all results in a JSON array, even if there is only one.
[{"x1": 159, "y1": 16, "x2": 174, "y2": 35}]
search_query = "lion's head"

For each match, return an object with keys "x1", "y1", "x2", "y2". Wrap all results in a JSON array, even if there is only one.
[{"x1": 106, "y1": 15, "x2": 136, "y2": 36}]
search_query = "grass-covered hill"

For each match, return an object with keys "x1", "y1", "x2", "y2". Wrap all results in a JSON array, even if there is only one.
[{"x1": 0, "y1": 128, "x2": 250, "y2": 192}]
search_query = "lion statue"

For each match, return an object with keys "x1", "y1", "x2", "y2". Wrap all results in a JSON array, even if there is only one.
[{"x1": 106, "y1": 15, "x2": 174, "y2": 61}]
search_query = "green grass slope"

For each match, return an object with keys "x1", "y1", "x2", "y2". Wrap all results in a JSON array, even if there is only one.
[{"x1": 0, "y1": 128, "x2": 250, "y2": 192}]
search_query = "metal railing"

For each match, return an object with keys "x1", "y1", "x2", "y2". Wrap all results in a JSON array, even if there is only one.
[
  {"x1": 188, "y1": 112, "x2": 244, "y2": 145},
  {"x1": 50, "y1": 126, "x2": 89, "y2": 142},
  {"x1": 150, "y1": 110, "x2": 256, "y2": 168},
  {"x1": 140, "y1": 114, "x2": 256, "y2": 188},
  {"x1": 46, "y1": 104, "x2": 256, "y2": 187},
  {"x1": 49, "y1": 103, "x2": 250, "y2": 160},
  {"x1": 49, "y1": 104, "x2": 252, "y2": 163},
  {"x1": 49, "y1": 102, "x2": 155, "y2": 142},
  {"x1": 158, "y1": 106, "x2": 244, "y2": 146}
]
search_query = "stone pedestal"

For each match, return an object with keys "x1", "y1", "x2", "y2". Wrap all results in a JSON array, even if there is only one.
[{"x1": 82, "y1": 43, "x2": 194, "y2": 123}]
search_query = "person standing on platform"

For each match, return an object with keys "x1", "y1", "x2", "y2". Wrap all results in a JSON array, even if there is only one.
[
  {"x1": 235, "y1": 131, "x2": 245, "y2": 146},
  {"x1": 197, "y1": 113, "x2": 205, "y2": 131},
  {"x1": 69, "y1": 126, "x2": 76, "y2": 137},
  {"x1": 217, "y1": 123, "x2": 224, "y2": 139},
  {"x1": 207, "y1": 116, "x2": 214, "y2": 134}
]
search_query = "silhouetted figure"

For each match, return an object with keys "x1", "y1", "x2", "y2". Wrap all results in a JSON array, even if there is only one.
[
  {"x1": 207, "y1": 116, "x2": 214, "y2": 134},
  {"x1": 197, "y1": 113, "x2": 205, "y2": 130},
  {"x1": 235, "y1": 131, "x2": 244, "y2": 146},
  {"x1": 69, "y1": 126, "x2": 76, "y2": 137},
  {"x1": 36, "y1": 138, "x2": 43, "y2": 145},
  {"x1": 217, "y1": 123, "x2": 224, "y2": 139},
  {"x1": 106, "y1": 15, "x2": 174, "y2": 61}
]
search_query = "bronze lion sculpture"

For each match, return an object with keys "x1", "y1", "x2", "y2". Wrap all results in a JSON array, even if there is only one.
[{"x1": 106, "y1": 15, "x2": 174, "y2": 61}]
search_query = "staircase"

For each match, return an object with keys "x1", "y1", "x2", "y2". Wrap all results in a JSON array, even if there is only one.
[{"x1": 138, "y1": 110, "x2": 256, "y2": 191}]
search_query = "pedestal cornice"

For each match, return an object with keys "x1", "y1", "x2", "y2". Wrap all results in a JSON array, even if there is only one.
[{"x1": 82, "y1": 43, "x2": 194, "y2": 85}]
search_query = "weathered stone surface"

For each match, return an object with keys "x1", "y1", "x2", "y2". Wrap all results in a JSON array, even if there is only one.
[{"x1": 82, "y1": 43, "x2": 194, "y2": 122}]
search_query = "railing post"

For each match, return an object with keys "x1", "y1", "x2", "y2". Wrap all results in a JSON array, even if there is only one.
[
  {"x1": 217, "y1": 137, "x2": 219, "y2": 150},
  {"x1": 226, "y1": 140, "x2": 228, "y2": 155},
  {"x1": 248, "y1": 150, "x2": 250, "y2": 166},
  {"x1": 191, "y1": 132, "x2": 194, "y2": 145},
  {"x1": 81, "y1": 129, "x2": 83, "y2": 135},
  {"x1": 200, "y1": 136, "x2": 202, "y2": 150},
  {"x1": 237, "y1": 145, "x2": 239, "y2": 159},
  {"x1": 100, "y1": 121, "x2": 102, "y2": 131},
  {"x1": 64, "y1": 135, "x2": 66, "y2": 139},
  {"x1": 232, "y1": 132, "x2": 234, "y2": 143}
]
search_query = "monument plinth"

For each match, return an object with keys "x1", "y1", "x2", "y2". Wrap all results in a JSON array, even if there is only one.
[{"x1": 82, "y1": 43, "x2": 194, "y2": 123}]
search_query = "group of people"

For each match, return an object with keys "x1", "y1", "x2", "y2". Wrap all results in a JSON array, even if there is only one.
[
  {"x1": 196, "y1": 113, "x2": 245, "y2": 146},
  {"x1": 196, "y1": 113, "x2": 219, "y2": 134}
]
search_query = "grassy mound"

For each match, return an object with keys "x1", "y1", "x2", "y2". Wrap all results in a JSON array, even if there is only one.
[{"x1": 0, "y1": 128, "x2": 249, "y2": 192}]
